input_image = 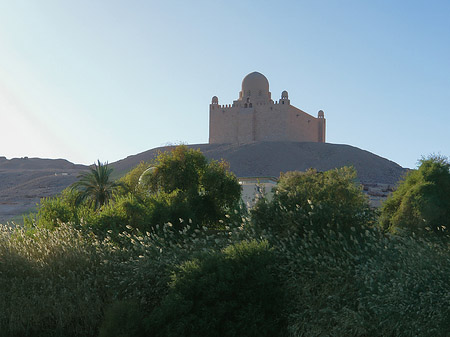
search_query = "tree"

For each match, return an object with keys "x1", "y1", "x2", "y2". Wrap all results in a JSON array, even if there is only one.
[
  {"x1": 119, "y1": 161, "x2": 152, "y2": 196},
  {"x1": 251, "y1": 167, "x2": 374, "y2": 236},
  {"x1": 146, "y1": 240, "x2": 286, "y2": 337},
  {"x1": 71, "y1": 160, "x2": 124, "y2": 210},
  {"x1": 380, "y1": 155, "x2": 450, "y2": 236},
  {"x1": 139, "y1": 146, "x2": 241, "y2": 228}
]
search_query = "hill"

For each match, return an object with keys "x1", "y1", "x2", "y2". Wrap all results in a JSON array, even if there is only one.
[
  {"x1": 111, "y1": 142, "x2": 406, "y2": 185},
  {"x1": 0, "y1": 157, "x2": 88, "y2": 223}
]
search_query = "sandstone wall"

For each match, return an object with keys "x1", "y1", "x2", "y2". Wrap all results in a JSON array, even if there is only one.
[{"x1": 209, "y1": 102, "x2": 325, "y2": 144}]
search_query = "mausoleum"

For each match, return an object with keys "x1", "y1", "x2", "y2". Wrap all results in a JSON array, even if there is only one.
[{"x1": 209, "y1": 72, "x2": 326, "y2": 144}]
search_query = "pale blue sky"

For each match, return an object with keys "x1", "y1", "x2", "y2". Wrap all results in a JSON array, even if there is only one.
[{"x1": 0, "y1": 0, "x2": 449, "y2": 168}]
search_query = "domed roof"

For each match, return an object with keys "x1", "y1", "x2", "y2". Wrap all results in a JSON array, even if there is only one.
[{"x1": 241, "y1": 72, "x2": 269, "y2": 94}]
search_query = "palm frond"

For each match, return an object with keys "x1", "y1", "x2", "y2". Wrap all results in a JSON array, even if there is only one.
[{"x1": 71, "y1": 160, "x2": 123, "y2": 209}]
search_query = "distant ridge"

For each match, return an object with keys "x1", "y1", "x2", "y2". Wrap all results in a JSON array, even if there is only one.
[
  {"x1": 0, "y1": 157, "x2": 87, "y2": 223},
  {"x1": 111, "y1": 142, "x2": 407, "y2": 185},
  {"x1": 0, "y1": 156, "x2": 86, "y2": 170}
]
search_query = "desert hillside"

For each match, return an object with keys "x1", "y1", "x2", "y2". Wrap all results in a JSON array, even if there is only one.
[
  {"x1": 0, "y1": 157, "x2": 87, "y2": 223},
  {"x1": 111, "y1": 142, "x2": 407, "y2": 185}
]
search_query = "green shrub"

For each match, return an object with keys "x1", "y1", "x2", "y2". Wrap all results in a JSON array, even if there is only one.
[
  {"x1": 380, "y1": 155, "x2": 450, "y2": 236},
  {"x1": 140, "y1": 145, "x2": 242, "y2": 229},
  {"x1": 274, "y1": 227, "x2": 367, "y2": 336},
  {"x1": 146, "y1": 240, "x2": 287, "y2": 337},
  {"x1": 0, "y1": 224, "x2": 106, "y2": 337},
  {"x1": 355, "y1": 234, "x2": 450, "y2": 336},
  {"x1": 3, "y1": 196, "x2": 450, "y2": 337},
  {"x1": 89, "y1": 193, "x2": 153, "y2": 234},
  {"x1": 274, "y1": 226, "x2": 450, "y2": 337},
  {"x1": 251, "y1": 167, "x2": 375, "y2": 237},
  {"x1": 119, "y1": 161, "x2": 152, "y2": 194},
  {"x1": 99, "y1": 300, "x2": 146, "y2": 337}
]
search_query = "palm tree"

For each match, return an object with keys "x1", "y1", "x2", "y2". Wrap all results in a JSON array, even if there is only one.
[{"x1": 71, "y1": 160, "x2": 123, "y2": 209}]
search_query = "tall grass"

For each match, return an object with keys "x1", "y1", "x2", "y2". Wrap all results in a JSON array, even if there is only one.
[
  {"x1": 0, "y1": 220, "x2": 449, "y2": 336},
  {"x1": 0, "y1": 220, "x2": 252, "y2": 337},
  {"x1": 0, "y1": 224, "x2": 106, "y2": 336},
  {"x1": 271, "y1": 226, "x2": 450, "y2": 336}
]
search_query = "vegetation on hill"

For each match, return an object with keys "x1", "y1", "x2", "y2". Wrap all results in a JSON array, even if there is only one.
[
  {"x1": 71, "y1": 160, "x2": 124, "y2": 209},
  {"x1": 251, "y1": 166, "x2": 375, "y2": 237},
  {"x1": 2, "y1": 147, "x2": 449, "y2": 336},
  {"x1": 25, "y1": 146, "x2": 241, "y2": 234},
  {"x1": 380, "y1": 155, "x2": 450, "y2": 236}
]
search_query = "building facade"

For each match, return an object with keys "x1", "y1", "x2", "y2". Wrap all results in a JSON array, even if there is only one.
[
  {"x1": 239, "y1": 176, "x2": 278, "y2": 208},
  {"x1": 209, "y1": 72, "x2": 326, "y2": 144}
]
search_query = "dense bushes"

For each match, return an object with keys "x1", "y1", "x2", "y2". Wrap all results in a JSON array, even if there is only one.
[
  {"x1": 139, "y1": 145, "x2": 242, "y2": 229},
  {"x1": 380, "y1": 155, "x2": 450, "y2": 236},
  {"x1": 251, "y1": 167, "x2": 375, "y2": 236},
  {"x1": 1, "y1": 220, "x2": 449, "y2": 337},
  {"x1": 275, "y1": 227, "x2": 450, "y2": 336},
  {"x1": 28, "y1": 146, "x2": 241, "y2": 234},
  {"x1": 3, "y1": 152, "x2": 450, "y2": 336},
  {"x1": 146, "y1": 240, "x2": 286, "y2": 337},
  {"x1": 99, "y1": 300, "x2": 146, "y2": 337},
  {"x1": 0, "y1": 224, "x2": 106, "y2": 337},
  {"x1": 0, "y1": 222, "x2": 251, "y2": 337}
]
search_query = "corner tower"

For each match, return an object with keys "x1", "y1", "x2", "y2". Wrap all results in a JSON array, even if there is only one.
[{"x1": 209, "y1": 72, "x2": 326, "y2": 144}]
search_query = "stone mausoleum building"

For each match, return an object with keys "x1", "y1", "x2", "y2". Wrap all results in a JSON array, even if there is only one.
[{"x1": 209, "y1": 72, "x2": 326, "y2": 144}]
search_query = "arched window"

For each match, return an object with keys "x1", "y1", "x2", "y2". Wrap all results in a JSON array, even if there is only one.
[
  {"x1": 244, "y1": 103, "x2": 248, "y2": 108},
  {"x1": 249, "y1": 103, "x2": 253, "y2": 108}
]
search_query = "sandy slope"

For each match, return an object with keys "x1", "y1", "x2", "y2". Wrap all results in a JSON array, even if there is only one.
[
  {"x1": 111, "y1": 142, "x2": 407, "y2": 184},
  {"x1": 0, "y1": 157, "x2": 87, "y2": 223}
]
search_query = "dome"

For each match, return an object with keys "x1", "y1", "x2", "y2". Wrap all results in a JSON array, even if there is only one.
[
  {"x1": 241, "y1": 72, "x2": 269, "y2": 96},
  {"x1": 211, "y1": 96, "x2": 218, "y2": 104}
]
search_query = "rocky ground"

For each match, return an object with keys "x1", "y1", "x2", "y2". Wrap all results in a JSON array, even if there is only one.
[
  {"x1": 0, "y1": 142, "x2": 408, "y2": 223},
  {"x1": 0, "y1": 157, "x2": 87, "y2": 224},
  {"x1": 112, "y1": 141, "x2": 408, "y2": 185}
]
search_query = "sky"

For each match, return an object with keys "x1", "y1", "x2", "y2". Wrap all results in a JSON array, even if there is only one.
[{"x1": 0, "y1": 0, "x2": 449, "y2": 169}]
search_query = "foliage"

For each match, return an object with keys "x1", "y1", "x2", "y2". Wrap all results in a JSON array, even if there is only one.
[
  {"x1": 89, "y1": 193, "x2": 153, "y2": 235},
  {"x1": 380, "y1": 155, "x2": 450, "y2": 236},
  {"x1": 24, "y1": 147, "x2": 240, "y2": 235},
  {"x1": 99, "y1": 300, "x2": 146, "y2": 337},
  {"x1": 119, "y1": 161, "x2": 152, "y2": 196},
  {"x1": 34, "y1": 196, "x2": 74, "y2": 229},
  {"x1": 71, "y1": 160, "x2": 125, "y2": 210},
  {"x1": 273, "y1": 226, "x2": 450, "y2": 337},
  {"x1": 24, "y1": 188, "x2": 82, "y2": 229},
  {"x1": 1, "y1": 216, "x2": 450, "y2": 336},
  {"x1": 251, "y1": 167, "x2": 374, "y2": 236},
  {"x1": 140, "y1": 146, "x2": 241, "y2": 228},
  {"x1": 146, "y1": 240, "x2": 286, "y2": 337},
  {"x1": 354, "y1": 234, "x2": 450, "y2": 336},
  {"x1": 4, "y1": 154, "x2": 450, "y2": 336},
  {"x1": 0, "y1": 224, "x2": 106, "y2": 337}
]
